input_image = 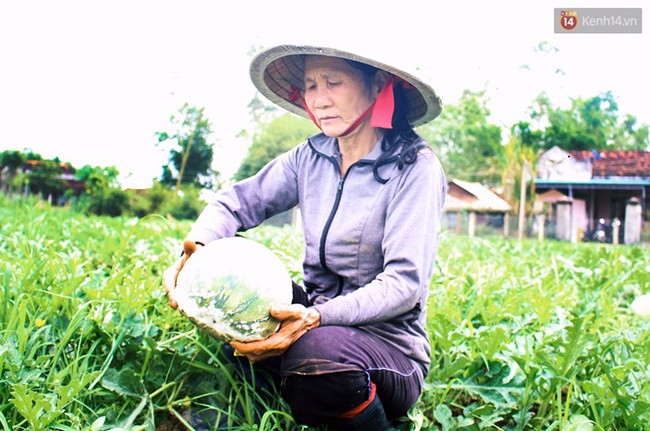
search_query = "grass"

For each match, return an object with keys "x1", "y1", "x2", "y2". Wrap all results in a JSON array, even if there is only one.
[
  {"x1": 423, "y1": 234, "x2": 650, "y2": 430},
  {"x1": 1, "y1": 195, "x2": 649, "y2": 430},
  {"x1": 0, "y1": 197, "x2": 295, "y2": 430}
]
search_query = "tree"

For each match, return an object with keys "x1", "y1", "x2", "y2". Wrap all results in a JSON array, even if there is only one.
[
  {"x1": 529, "y1": 91, "x2": 649, "y2": 151},
  {"x1": 72, "y1": 165, "x2": 131, "y2": 217},
  {"x1": 75, "y1": 165, "x2": 120, "y2": 197},
  {"x1": 0, "y1": 150, "x2": 27, "y2": 194},
  {"x1": 85, "y1": 188, "x2": 130, "y2": 217},
  {"x1": 613, "y1": 113, "x2": 649, "y2": 150},
  {"x1": 418, "y1": 89, "x2": 503, "y2": 187},
  {"x1": 156, "y1": 103, "x2": 218, "y2": 190},
  {"x1": 233, "y1": 113, "x2": 317, "y2": 181},
  {"x1": 501, "y1": 131, "x2": 537, "y2": 221},
  {"x1": 25, "y1": 160, "x2": 66, "y2": 201}
]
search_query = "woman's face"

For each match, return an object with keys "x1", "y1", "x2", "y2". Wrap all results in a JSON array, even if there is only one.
[{"x1": 303, "y1": 56, "x2": 376, "y2": 137}]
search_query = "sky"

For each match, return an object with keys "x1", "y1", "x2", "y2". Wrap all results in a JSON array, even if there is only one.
[{"x1": 0, "y1": 1, "x2": 648, "y2": 188}]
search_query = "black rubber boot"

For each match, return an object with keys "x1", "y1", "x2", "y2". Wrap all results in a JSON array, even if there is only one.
[{"x1": 325, "y1": 395, "x2": 395, "y2": 431}]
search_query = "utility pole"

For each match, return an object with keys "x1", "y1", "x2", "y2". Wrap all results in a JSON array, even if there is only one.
[
  {"x1": 518, "y1": 159, "x2": 528, "y2": 240},
  {"x1": 176, "y1": 132, "x2": 195, "y2": 193}
]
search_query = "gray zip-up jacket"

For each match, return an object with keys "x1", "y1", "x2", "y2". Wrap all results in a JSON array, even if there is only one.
[{"x1": 187, "y1": 132, "x2": 446, "y2": 371}]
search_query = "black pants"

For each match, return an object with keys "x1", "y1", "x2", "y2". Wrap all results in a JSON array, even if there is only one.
[
  {"x1": 280, "y1": 325, "x2": 423, "y2": 426},
  {"x1": 227, "y1": 283, "x2": 425, "y2": 427}
]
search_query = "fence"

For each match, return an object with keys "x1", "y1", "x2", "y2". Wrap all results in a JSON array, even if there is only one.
[
  {"x1": 275, "y1": 207, "x2": 649, "y2": 245},
  {"x1": 441, "y1": 211, "x2": 650, "y2": 245}
]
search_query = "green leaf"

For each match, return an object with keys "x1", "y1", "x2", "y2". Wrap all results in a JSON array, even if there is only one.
[
  {"x1": 57, "y1": 371, "x2": 102, "y2": 408},
  {"x1": 10, "y1": 384, "x2": 60, "y2": 431},
  {"x1": 156, "y1": 131, "x2": 170, "y2": 142},
  {"x1": 101, "y1": 368, "x2": 145, "y2": 398},
  {"x1": 451, "y1": 360, "x2": 525, "y2": 408},
  {"x1": 433, "y1": 404, "x2": 453, "y2": 431},
  {"x1": 90, "y1": 416, "x2": 106, "y2": 431},
  {"x1": 562, "y1": 414, "x2": 594, "y2": 431},
  {"x1": 0, "y1": 337, "x2": 22, "y2": 369},
  {"x1": 0, "y1": 411, "x2": 9, "y2": 431}
]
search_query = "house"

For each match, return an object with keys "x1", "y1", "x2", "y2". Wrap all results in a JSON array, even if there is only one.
[
  {"x1": 444, "y1": 179, "x2": 512, "y2": 237},
  {"x1": 535, "y1": 146, "x2": 650, "y2": 243},
  {"x1": 23, "y1": 160, "x2": 86, "y2": 190},
  {"x1": 20, "y1": 160, "x2": 86, "y2": 204}
]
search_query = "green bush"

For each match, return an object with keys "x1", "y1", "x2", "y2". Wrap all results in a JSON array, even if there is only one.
[
  {"x1": 129, "y1": 184, "x2": 174, "y2": 218},
  {"x1": 76, "y1": 187, "x2": 131, "y2": 217},
  {"x1": 160, "y1": 187, "x2": 205, "y2": 220},
  {"x1": 102, "y1": 188, "x2": 131, "y2": 217},
  {"x1": 129, "y1": 184, "x2": 206, "y2": 220},
  {"x1": 72, "y1": 183, "x2": 207, "y2": 220}
]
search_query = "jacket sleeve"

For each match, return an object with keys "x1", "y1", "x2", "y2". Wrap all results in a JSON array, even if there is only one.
[
  {"x1": 185, "y1": 145, "x2": 301, "y2": 245},
  {"x1": 314, "y1": 149, "x2": 446, "y2": 326}
]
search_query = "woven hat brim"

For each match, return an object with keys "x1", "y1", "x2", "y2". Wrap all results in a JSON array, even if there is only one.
[{"x1": 249, "y1": 45, "x2": 442, "y2": 127}]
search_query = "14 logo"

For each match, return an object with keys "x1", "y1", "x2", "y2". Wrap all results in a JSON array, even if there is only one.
[{"x1": 560, "y1": 10, "x2": 578, "y2": 30}]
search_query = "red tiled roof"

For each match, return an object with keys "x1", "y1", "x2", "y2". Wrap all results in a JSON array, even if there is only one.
[
  {"x1": 569, "y1": 150, "x2": 650, "y2": 178},
  {"x1": 25, "y1": 159, "x2": 76, "y2": 174}
]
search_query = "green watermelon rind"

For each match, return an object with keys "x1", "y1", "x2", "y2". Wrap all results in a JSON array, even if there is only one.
[{"x1": 175, "y1": 237, "x2": 293, "y2": 343}]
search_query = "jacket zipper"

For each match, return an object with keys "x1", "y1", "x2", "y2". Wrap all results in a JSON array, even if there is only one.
[
  {"x1": 320, "y1": 175, "x2": 346, "y2": 272},
  {"x1": 319, "y1": 174, "x2": 347, "y2": 298},
  {"x1": 318, "y1": 157, "x2": 375, "y2": 273}
]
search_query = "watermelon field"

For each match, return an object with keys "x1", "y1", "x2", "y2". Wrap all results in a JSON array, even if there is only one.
[{"x1": 1, "y1": 195, "x2": 649, "y2": 431}]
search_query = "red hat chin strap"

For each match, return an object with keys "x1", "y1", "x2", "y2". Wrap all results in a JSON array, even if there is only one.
[
  {"x1": 289, "y1": 75, "x2": 403, "y2": 136},
  {"x1": 370, "y1": 75, "x2": 396, "y2": 129}
]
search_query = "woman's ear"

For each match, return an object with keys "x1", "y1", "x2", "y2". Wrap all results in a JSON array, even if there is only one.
[{"x1": 372, "y1": 71, "x2": 390, "y2": 98}]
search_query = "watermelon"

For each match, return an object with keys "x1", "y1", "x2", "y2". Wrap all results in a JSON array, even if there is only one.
[{"x1": 175, "y1": 237, "x2": 293, "y2": 343}]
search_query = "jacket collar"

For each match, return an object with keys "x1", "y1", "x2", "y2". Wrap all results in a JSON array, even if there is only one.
[{"x1": 307, "y1": 132, "x2": 387, "y2": 163}]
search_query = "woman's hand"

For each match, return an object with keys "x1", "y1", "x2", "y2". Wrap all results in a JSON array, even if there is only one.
[
  {"x1": 162, "y1": 240, "x2": 200, "y2": 309},
  {"x1": 230, "y1": 304, "x2": 320, "y2": 363}
]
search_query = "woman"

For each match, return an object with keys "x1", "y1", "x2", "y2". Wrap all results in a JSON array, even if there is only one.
[{"x1": 164, "y1": 44, "x2": 446, "y2": 430}]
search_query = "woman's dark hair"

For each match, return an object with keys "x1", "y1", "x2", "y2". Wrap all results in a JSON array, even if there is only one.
[{"x1": 346, "y1": 59, "x2": 425, "y2": 183}]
